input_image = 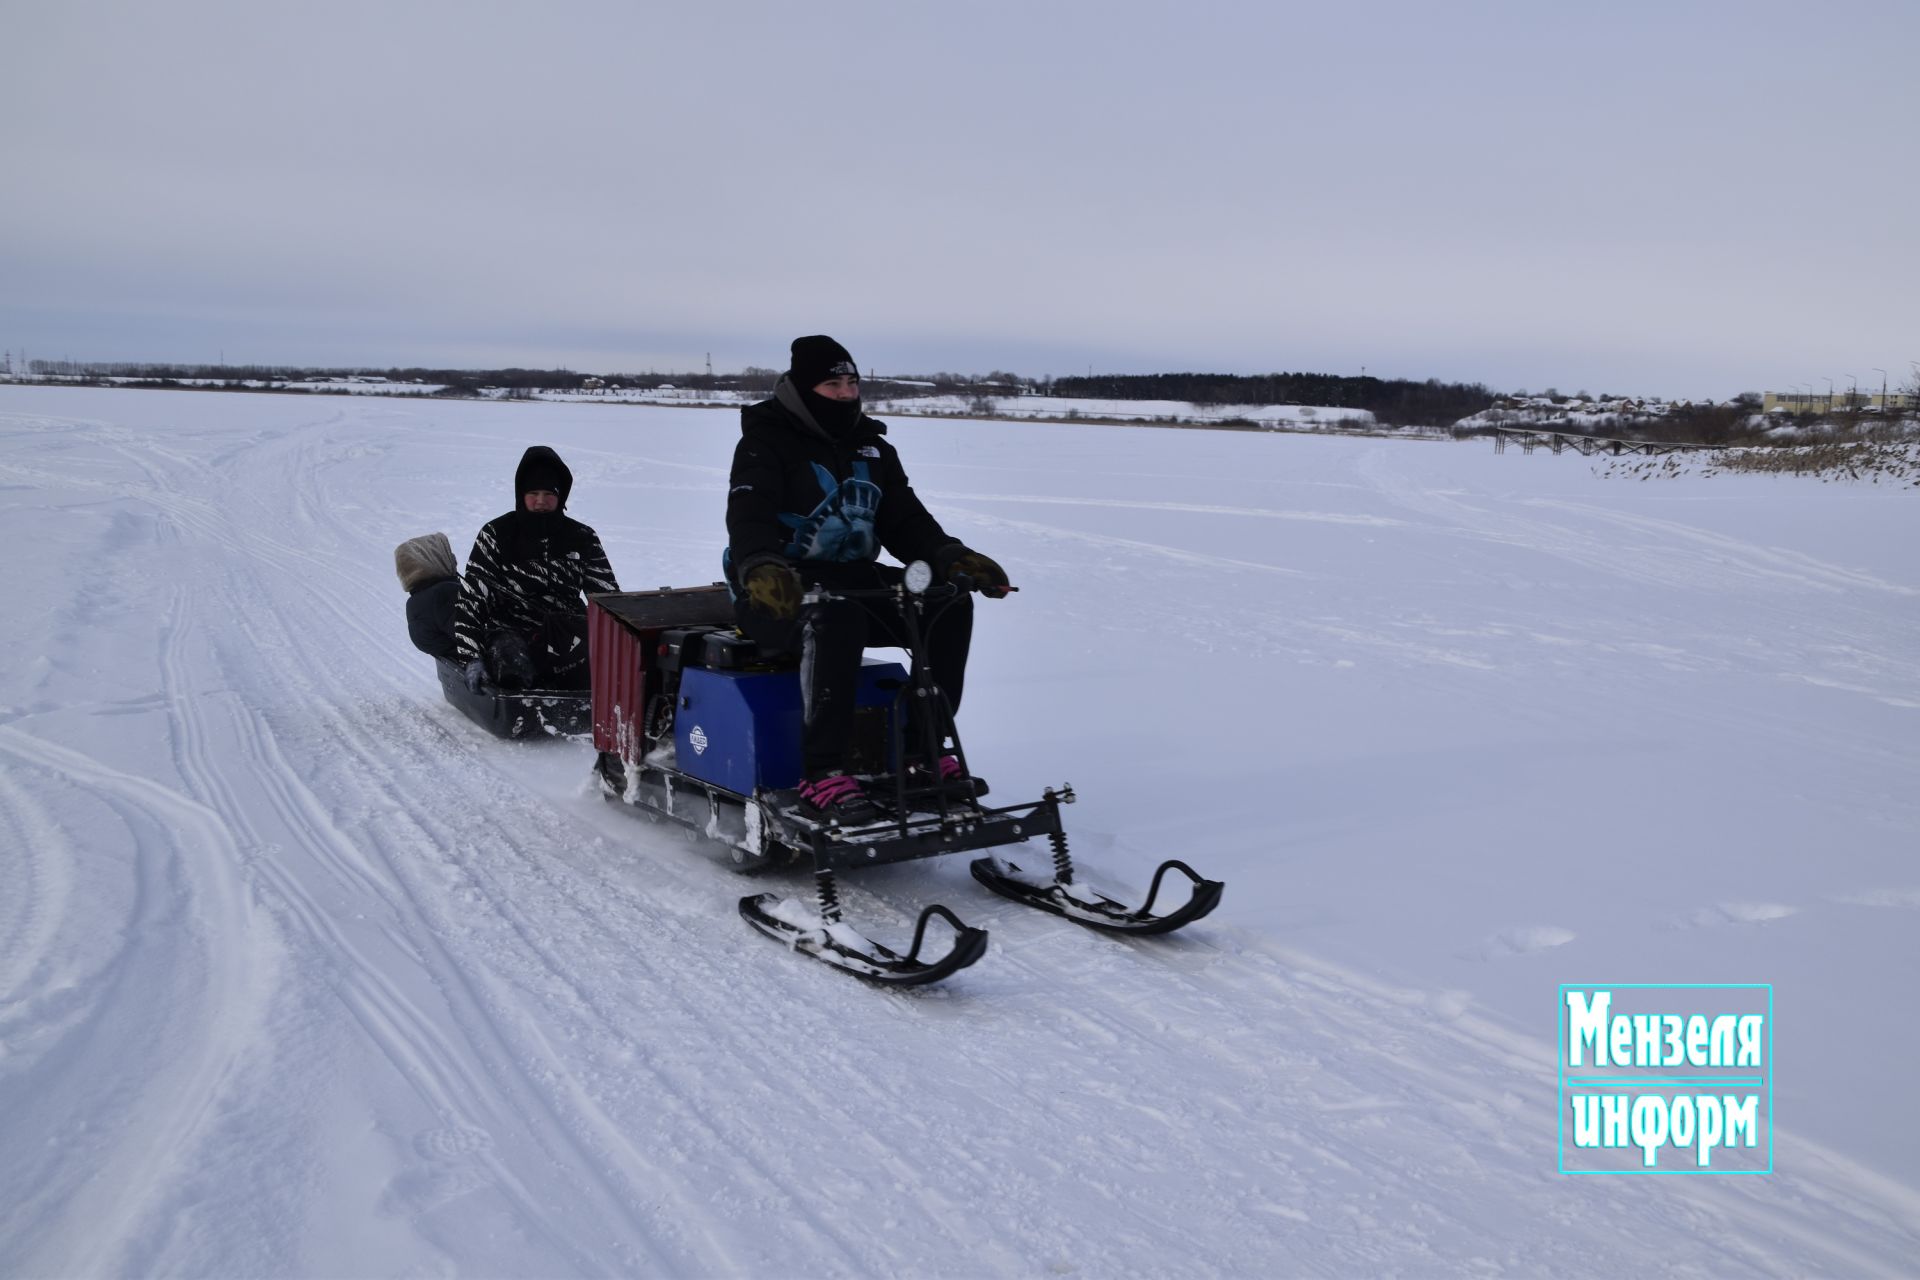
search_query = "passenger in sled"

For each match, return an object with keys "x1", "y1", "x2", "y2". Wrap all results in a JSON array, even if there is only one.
[
  {"x1": 394, "y1": 445, "x2": 619, "y2": 738},
  {"x1": 453, "y1": 444, "x2": 620, "y2": 693},
  {"x1": 394, "y1": 531, "x2": 460, "y2": 660},
  {"x1": 725, "y1": 334, "x2": 1010, "y2": 823}
]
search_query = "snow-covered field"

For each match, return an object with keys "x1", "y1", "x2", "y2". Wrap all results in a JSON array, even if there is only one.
[
  {"x1": 15, "y1": 377, "x2": 1387, "y2": 431},
  {"x1": 2, "y1": 385, "x2": 1917, "y2": 1276},
  {"x1": 588, "y1": 388, "x2": 1380, "y2": 430},
  {"x1": 501, "y1": 386, "x2": 1381, "y2": 431}
]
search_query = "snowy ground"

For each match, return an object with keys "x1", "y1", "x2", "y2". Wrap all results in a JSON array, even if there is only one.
[
  {"x1": 17, "y1": 377, "x2": 1385, "y2": 431},
  {"x1": 2, "y1": 385, "x2": 1917, "y2": 1276},
  {"x1": 588, "y1": 389, "x2": 1381, "y2": 431}
]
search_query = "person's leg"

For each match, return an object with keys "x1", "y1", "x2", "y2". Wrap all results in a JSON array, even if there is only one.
[
  {"x1": 732, "y1": 594, "x2": 799, "y2": 658},
  {"x1": 774, "y1": 562, "x2": 897, "y2": 777},
  {"x1": 919, "y1": 590, "x2": 972, "y2": 718},
  {"x1": 859, "y1": 588, "x2": 973, "y2": 756},
  {"x1": 797, "y1": 596, "x2": 869, "y2": 778},
  {"x1": 485, "y1": 629, "x2": 536, "y2": 690},
  {"x1": 533, "y1": 610, "x2": 591, "y2": 689}
]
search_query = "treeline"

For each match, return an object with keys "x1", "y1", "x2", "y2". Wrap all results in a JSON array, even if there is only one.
[
  {"x1": 1043, "y1": 372, "x2": 1496, "y2": 427},
  {"x1": 16, "y1": 359, "x2": 1496, "y2": 427},
  {"x1": 16, "y1": 360, "x2": 776, "y2": 395}
]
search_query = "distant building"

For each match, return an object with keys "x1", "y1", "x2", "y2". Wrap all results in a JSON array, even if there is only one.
[{"x1": 1764, "y1": 390, "x2": 1914, "y2": 413}]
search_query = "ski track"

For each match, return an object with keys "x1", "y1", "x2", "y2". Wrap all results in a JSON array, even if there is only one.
[
  {"x1": 1354, "y1": 446, "x2": 1908, "y2": 601},
  {"x1": 944, "y1": 444, "x2": 1920, "y2": 704},
  {"x1": 191, "y1": 411, "x2": 889, "y2": 1272},
  {"x1": 0, "y1": 766, "x2": 73, "y2": 1006},
  {"x1": 0, "y1": 723, "x2": 276, "y2": 1276},
  {"x1": 3, "y1": 395, "x2": 1918, "y2": 1275},
  {"x1": 192, "y1": 423, "x2": 759, "y2": 1273}
]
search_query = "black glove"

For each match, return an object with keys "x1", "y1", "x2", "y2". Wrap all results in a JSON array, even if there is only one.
[
  {"x1": 741, "y1": 559, "x2": 804, "y2": 620},
  {"x1": 938, "y1": 546, "x2": 1010, "y2": 598},
  {"x1": 463, "y1": 658, "x2": 487, "y2": 693}
]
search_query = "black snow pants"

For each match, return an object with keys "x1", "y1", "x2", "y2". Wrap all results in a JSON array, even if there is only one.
[
  {"x1": 734, "y1": 561, "x2": 973, "y2": 779},
  {"x1": 484, "y1": 609, "x2": 591, "y2": 691}
]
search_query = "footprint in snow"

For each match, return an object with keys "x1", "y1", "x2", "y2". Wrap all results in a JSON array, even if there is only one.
[
  {"x1": 411, "y1": 1126, "x2": 493, "y2": 1160},
  {"x1": 1466, "y1": 926, "x2": 1575, "y2": 961},
  {"x1": 376, "y1": 1127, "x2": 495, "y2": 1217}
]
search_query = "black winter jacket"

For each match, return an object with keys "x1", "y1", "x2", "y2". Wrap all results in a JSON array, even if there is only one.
[
  {"x1": 453, "y1": 446, "x2": 619, "y2": 662},
  {"x1": 725, "y1": 379, "x2": 957, "y2": 584},
  {"x1": 406, "y1": 576, "x2": 460, "y2": 659}
]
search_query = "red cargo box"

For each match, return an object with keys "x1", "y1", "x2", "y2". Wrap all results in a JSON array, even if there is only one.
[{"x1": 588, "y1": 586, "x2": 736, "y2": 758}]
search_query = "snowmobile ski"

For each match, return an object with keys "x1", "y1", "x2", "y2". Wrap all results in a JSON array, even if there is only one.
[
  {"x1": 740, "y1": 893, "x2": 989, "y2": 986},
  {"x1": 969, "y1": 852, "x2": 1224, "y2": 935}
]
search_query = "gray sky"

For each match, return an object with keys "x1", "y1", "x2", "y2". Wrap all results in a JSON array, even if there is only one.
[{"x1": 4, "y1": 0, "x2": 1915, "y2": 399}]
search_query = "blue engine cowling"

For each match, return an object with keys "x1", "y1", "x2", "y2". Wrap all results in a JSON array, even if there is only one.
[{"x1": 674, "y1": 658, "x2": 907, "y2": 794}]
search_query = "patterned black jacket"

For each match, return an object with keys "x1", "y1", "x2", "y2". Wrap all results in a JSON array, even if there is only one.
[
  {"x1": 726, "y1": 378, "x2": 956, "y2": 585},
  {"x1": 452, "y1": 446, "x2": 619, "y2": 662}
]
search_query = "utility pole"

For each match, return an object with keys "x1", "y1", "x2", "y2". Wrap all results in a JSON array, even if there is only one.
[{"x1": 1872, "y1": 367, "x2": 1887, "y2": 412}]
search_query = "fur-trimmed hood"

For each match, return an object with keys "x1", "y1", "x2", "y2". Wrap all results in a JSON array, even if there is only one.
[{"x1": 394, "y1": 532, "x2": 457, "y2": 593}]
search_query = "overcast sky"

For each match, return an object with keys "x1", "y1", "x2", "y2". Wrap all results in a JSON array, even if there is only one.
[{"x1": 3, "y1": 0, "x2": 1915, "y2": 398}]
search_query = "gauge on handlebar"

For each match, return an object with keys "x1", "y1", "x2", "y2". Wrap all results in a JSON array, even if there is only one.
[{"x1": 904, "y1": 560, "x2": 934, "y2": 594}]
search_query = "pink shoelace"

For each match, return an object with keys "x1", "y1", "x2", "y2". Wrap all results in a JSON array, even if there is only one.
[{"x1": 800, "y1": 774, "x2": 865, "y2": 806}]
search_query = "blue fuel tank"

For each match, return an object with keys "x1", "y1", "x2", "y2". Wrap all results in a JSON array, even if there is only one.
[{"x1": 675, "y1": 658, "x2": 908, "y2": 794}]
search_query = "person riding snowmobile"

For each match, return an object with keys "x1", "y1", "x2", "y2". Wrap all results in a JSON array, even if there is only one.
[
  {"x1": 453, "y1": 445, "x2": 619, "y2": 692},
  {"x1": 725, "y1": 334, "x2": 1010, "y2": 821}
]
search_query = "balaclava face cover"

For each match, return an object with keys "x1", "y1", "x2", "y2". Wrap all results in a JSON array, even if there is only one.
[
  {"x1": 789, "y1": 334, "x2": 863, "y2": 436},
  {"x1": 504, "y1": 445, "x2": 574, "y2": 556}
]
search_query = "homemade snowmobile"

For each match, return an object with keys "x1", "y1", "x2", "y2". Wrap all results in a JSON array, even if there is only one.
[
  {"x1": 586, "y1": 565, "x2": 1223, "y2": 986},
  {"x1": 433, "y1": 656, "x2": 591, "y2": 740}
]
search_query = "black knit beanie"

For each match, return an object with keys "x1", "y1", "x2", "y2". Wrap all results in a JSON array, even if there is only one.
[{"x1": 789, "y1": 335, "x2": 858, "y2": 390}]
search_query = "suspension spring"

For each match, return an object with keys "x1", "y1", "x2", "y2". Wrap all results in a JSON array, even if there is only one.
[
  {"x1": 1049, "y1": 828, "x2": 1075, "y2": 886},
  {"x1": 815, "y1": 867, "x2": 843, "y2": 924}
]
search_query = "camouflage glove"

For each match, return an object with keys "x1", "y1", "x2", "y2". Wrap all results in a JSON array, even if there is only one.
[
  {"x1": 742, "y1": 559, "x2": 804, "y2": 620},
  {"x1": 938, "y1": 546, "x2": 1011, "y2": 598}
]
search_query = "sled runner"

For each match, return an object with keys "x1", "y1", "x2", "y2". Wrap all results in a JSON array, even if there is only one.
[{"x1": 587, "y1": 569, "x2": 1223, "y2": 987}]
